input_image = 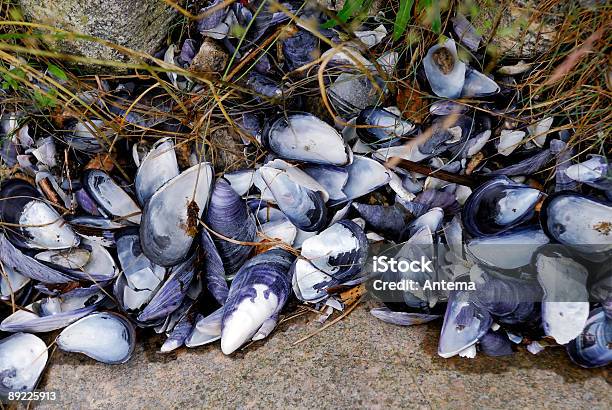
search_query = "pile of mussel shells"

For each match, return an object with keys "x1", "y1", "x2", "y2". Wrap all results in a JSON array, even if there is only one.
[{"x1": 1, "y1": 0, "x2": 611, "y2": 398}]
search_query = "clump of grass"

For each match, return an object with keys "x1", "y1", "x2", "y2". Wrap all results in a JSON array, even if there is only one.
[{"x1": 0, "y1": 0, "x2": 609, "y2": 180}]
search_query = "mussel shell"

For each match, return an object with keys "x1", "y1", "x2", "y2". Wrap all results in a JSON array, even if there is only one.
[
  {"x1": 56, "y1": 312, "x2": 136, "y2": 364},
  {"x1": 282, "y1": 29, "x2": 319, "y2": 71},
  {"x1": 540, "y1": 191, "x2": 612, "y2": 256},
  {"x1": 300, "y1": 219, "x2": 369, "y2": 280},
  {"x1": 185, "y1": 307, "x2": 223, "y2": 348},
  {"x1": 137, "y1": 254, "x2": 196, "y2": 322},
  {"x1": 0, "y1": 233, "x2": 74, "y2": 284},
  {"x1": 140, "y1": 162, "x2": 213, "y2": 266},
  {"x1": 258, "y1": 160, "x2": 328, "y2": 232},
  {"x1": 370, "y1": 306, "x2": 441, "y2": 326},
  {"x1": 83, "y1": 169, "x2": 141, "y2": 224},
  {"x1": 423, "y1": 39, "x2": 466, "y2": 98},
  {"x1": 205, "y1": 179, "x2": 256, "y2": 276},
  {"x1": 356, "y1": 107, "x2": 415, "y2": 149},
  {"x1": 479, "y1": 330, "x2": 513, "y2": 357},
  {"x1": 303, "y1": 165, "x2": 348, "y2": 203},
  {"x1": 262, "y1": 113, "x2": 351, "y2": 166},
  {"x1": 566, "y1": 308, "x2": 612, "y2": 368},
  {"x1": 438, "y1": 286, "x2": 492, "y2": 358},
  {"x1": 471, "y1": 272, "x2": 542, "y2": 323},
  {"x1": 135, "y1": 138, "x2": 179, "y2": 205},
  {"x1": 0, "y1": 287, "x2": 105, "y2": 333},
  {"x1": 536, "y1": 250, "x2": 589, "y2": 344},
  {"x1": 0, "y1": 333, "x2": 48, "y2": 396},
  {"x1": 461, "y1": 67, "x2": 500, "y2": 97},
  {"x1": 564, "y1": 155, "x2": 611, "y2": 191},
  {"x1": 462, "y1": 176, "x2": 544, "y2": 237},
  {"x1": 200, "y1": 229, "x2": 229, "y2": 304},
  {"x1": 0, "y1": 178, "x2": 79, "y2": 250},
  {"x1": 342, "y1": 156, "x2": 391, "y2": 201},
  {"x1": 465, "y1": 226, "x2": 549, "y2": 271},
  {"x1": 221, "y1": 248, "x2": 295, "y2": 354}
]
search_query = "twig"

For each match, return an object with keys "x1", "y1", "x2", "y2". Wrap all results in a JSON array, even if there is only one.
[{"x1": 292, "y1": 296, "x2": 363, "y2": 346}]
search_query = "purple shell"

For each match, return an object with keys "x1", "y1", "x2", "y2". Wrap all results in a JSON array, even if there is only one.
[
  {"x1": 0, "y1": 179, "x2": 42, "y2": 249},
  {"x1": 160, "y1": 313, "x2": 194, "y2": 353},
  {"x1": 479, "y1": 330, "x2": 514, "y2": 357},
  {"x1": 75, "y1": 188, "x2": 101, "y2": 216},
  {"x1": 137, "y1": 254, "x2": 197, "y2": 322},
  {"x1": 567, "y1": 308, "x2": 612, "y2": 368},
  {"x1": 221, "y1": 249, "x2": 295, "y2": 353},
  {"x1": 205, "y1": 179, "x2": 256, "y2": 277},
  {"x1": 451, "y1": 13, "x2": 481, "y2": 51},
  {"x1": 414, "y1": 189, "x2": 460, "y2": 214},
  {"x1": 488, "y1": 149, "x2": 553, "y2": 176},
  {"x1": 0, "y1": 286, "x2": 105, "y2": 333},
  {"x1": 0, "y1": 234, "x2": 74, "y2": 284},
  {"x1": 352, "y1": 202, "x2": 414, "y2": 242},
  {"x1": 471, "y1": 273, "x2": 542, "y2": 324},
  {"x1": 246, "y1": 72, "x2": 283, "y2": 100},
  {"x1": 201, "y1": 229, "x2": 229, "y2": 305},
  {"x1": 197, "y1": 0, "x2": 227, "y2": 32},
  {"x1": 282, "y1": 29, "x2": 319, "y2": 71},
  {"x1": 223, "y1": 248, "x2": 294, "y2": 319},
  {"x1": 179, "y1": 39, "x2": 198, "y2": 65}
]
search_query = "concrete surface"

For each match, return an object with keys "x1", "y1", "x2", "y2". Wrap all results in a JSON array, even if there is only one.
[{"x1": 37, "y1": 301, "x2": 610, "y2": 409}]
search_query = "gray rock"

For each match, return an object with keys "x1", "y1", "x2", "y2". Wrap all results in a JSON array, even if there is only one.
[
  {"x1": 19, "y1": 0, "x2": 178, "y2": 69},
  {"x1": 189, "y1": 38, "x2": 228, "y2": 74}
]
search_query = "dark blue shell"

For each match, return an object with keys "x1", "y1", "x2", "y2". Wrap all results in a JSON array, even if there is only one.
[
  {"x1": 0, "y1": 234, "x2": 73, "y2": 284},
  {"x1": 471, "y1": 272, "x2": 542, "y2": 324},
  {"x1": 567, "y1": 308, "x2": 612, "y2": 368},
  {"x1": 205, "y1": 179, "x2": 256, "y2": 276},
  {"x1": 356, "y1": 107, "x2": 415, "y2": 149},
  {"x1": 201, "y1": 229, "x2": 229, "y2": 304},
  {"x1": 282, "y1": 29, "x2": 319, "y2": 71},
  {"x1": 222, "y1": 248, "x2": 295, "y2": 322},
  {"x1": 462, "y1": 176, "x2": 544, "y2": 237},
  {"x1": 479, "y1": 330, "x2": 514, "y2": 357},
  {"x1": 0, "y1": 179, "x2": 42, "y2": 249},
  {"x1": 137, "y1": 254, "x2": 197, "y2": 322}
]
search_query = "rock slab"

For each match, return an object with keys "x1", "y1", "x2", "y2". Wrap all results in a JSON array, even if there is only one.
[{"x1": 19, "y1": 0, "x2": 178, "y2": 65}]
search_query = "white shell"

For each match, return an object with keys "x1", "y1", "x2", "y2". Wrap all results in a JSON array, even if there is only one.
[{"x1": 0, "y1": 333, "x2": 48, "y2": 394}]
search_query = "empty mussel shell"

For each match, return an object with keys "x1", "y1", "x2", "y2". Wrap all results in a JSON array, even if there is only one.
[
  {"x1": 462, "y1": 176, "x2": 544, "y2": 237},
  {"x1": 56, "y1": 312, "x2": 136, "y2": 364},
  {"x1": 423, "y1": 39, "x2": 466, "y2": 98},
  {"x1": 134, "y1": 138, "x2": 179, "y2": 205},
  {"x1": 0, "y1": 333, "x2": 48, "y2": 396},
  {"x1": 262, "y1": 113, "x2": 351, "y2": 166},
  {"x1": 258, "y1": 159, "x2": 328, "y2": 232},
  {"x1": 540, "y1": 191, "x2": 612, "y2": 256},
  {"x1": 566, "y1": 308, "x2": 612, "y2": 368},
  {"x1": 356, "y1": 107, "x2": 415, "y2": 149},
  {"x1": 140, "y1": 162, "x2": 214, "y2": 266},
  {"x1": 83, "y1": 169, "x2": 142, "y2": 224},
  {"x1": 0, "y1": 178, "x2": 79, "y2": 250}
]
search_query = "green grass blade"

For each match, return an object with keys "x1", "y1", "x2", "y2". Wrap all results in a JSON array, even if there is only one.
[
  {"x1": 393, "y1": 0, "x2": 415, "y2": 41},
  {"x1": 322, "y1": 0, "x2": 366, "y2": 29}
]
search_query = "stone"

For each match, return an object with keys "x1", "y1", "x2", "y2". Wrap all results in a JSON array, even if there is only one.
[
  {"x1": 18, "y1": 0, "x2": 178, "y2": 68},
  {"x1": 471, "y1": 0, "x2": 565, "y2": 59},
  {"x1": 189, "y1": 38, "x2": 228, "y2": 74}
]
